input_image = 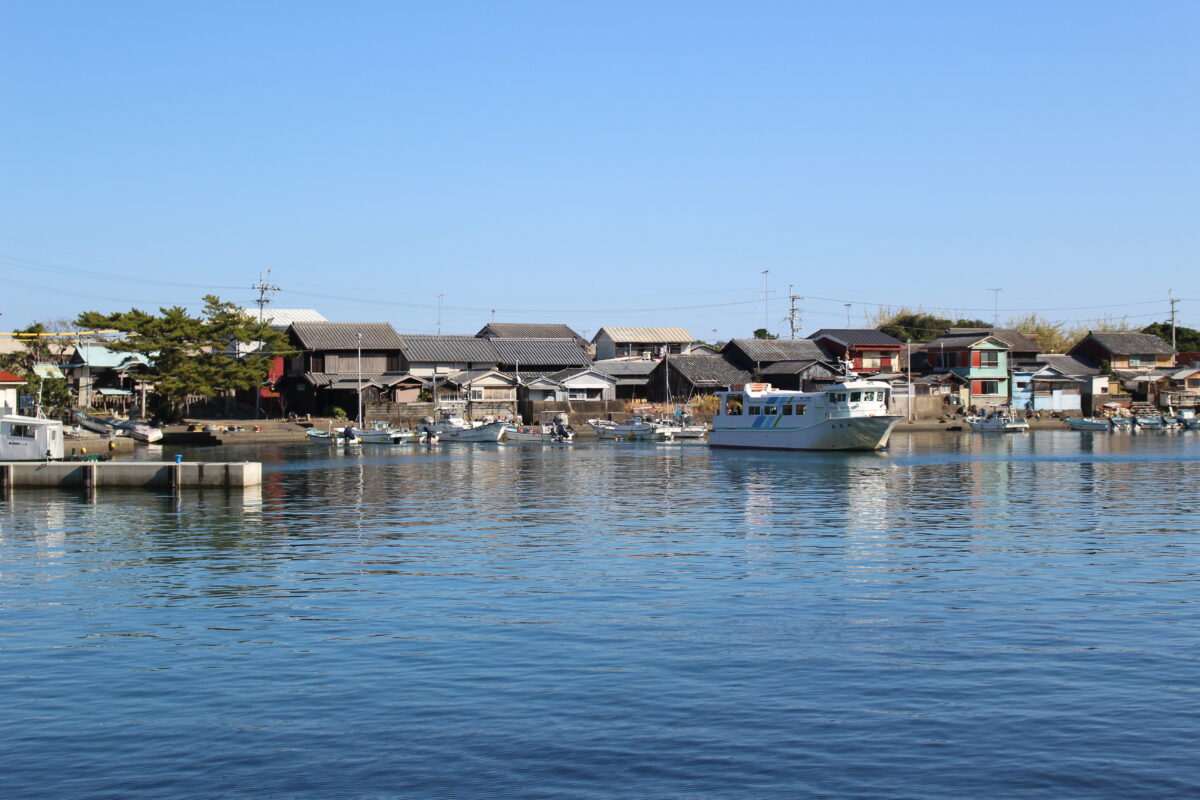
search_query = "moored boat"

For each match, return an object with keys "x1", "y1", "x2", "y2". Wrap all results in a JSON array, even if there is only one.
[
  {"x1": 421, "y1": 409, "x2": 507, "y2": 442},
  {"x1": 710, "y1": 380, "x2": 900, "y2": 451},
  {"x1": 1065, "y1": 417, "x2": 1111, "y2": 432},
  {"x1": 587, "y1": 416, "x2": 661, "y2": 440},
  {"x1": 968, "y1": 408, "x2": 1029, "y2": 433},
  {"x1": 506, "y1": 412, "x2": 574, "y2": 444},
  {"x1": 1, "y1": 413, "x2": 65, "y2": 460}
]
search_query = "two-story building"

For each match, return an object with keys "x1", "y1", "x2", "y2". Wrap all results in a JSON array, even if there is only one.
[
  {"x1": 282, "y1": 322, "x2": 413, "y2": 415},
  {"x1": 920, "y1": 331, "x2": 1012, "y2": 408},
  {"x1": 1068, "y1": 332, "x2": 1176, "y2": 372},
  {"x1": 808, "y1": 329, "x2": 905, "y2": 374},
  {"x1": 591, "y1": 327, "x2": 697, "y2": 360}
]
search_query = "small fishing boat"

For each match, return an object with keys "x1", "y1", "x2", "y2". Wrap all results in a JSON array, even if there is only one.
[
  {"x1": 353, "y1": 421, "x2": 412, "y2": 444},
  {"x1": 1108, "y1": 416, "x2": 1133, "y2": 431},
  {"x1": 968, "y1": 410, "x2": 1029, "y2": 433},
  {"x1": 1133, "y1": 414, "x2": 1165, "y2": 429},
  {"x1": 420, "y1": 409, "x2": 507, "y2": 442},
  {"x1": 587, "y1": 416, "x2": 662, "y2": 440},
  {"x1": 1065, "y1": 417, "x2": 1111, "y2": 432},
  {"x1": 305, "y1": 428, "x2": 361, "y2": 445},
  {"x1": 74, "y1": 411, "x2": 114, "y2": 435},
  {"x1": 1177, "y1": 409, "x2": 1200, "y2": 430},
  {"x1": 506, "y1": 412, "x2": 574, "y2": 444}
]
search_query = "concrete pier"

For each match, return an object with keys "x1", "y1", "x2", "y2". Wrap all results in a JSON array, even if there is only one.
[{"x1": 0, "y1": 461, "x2": 262, "y2": 493}]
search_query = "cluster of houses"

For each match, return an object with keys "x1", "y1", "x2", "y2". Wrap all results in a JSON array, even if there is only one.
[{"x1": 15, "y1": 309, "x2": 1200, "y2": 420}]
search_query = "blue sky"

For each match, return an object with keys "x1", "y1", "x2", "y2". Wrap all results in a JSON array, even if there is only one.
[{"x1": 2, "y1": 1, "x2": 1197, "y2": 340}]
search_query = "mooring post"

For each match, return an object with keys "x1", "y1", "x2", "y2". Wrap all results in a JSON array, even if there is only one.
[
  {"x1": 0, "y1": 464, "x2": 11, "y2": 502},
  {"x1": 85, "y1": 463, "x2": 97, "y2": 503},
  {"x1": 171, "y1": 462, "x2": 183, "y2": 497}
]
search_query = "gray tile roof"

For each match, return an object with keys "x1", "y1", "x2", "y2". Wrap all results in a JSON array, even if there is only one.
[
  {"x1": 1077, "y1": 331, "x2": 1176, "y2": 355},
  {"x1": 594, "y1": 326, "x2": 695, "y2": 344},
  {"x1": 477, "y1": 322, "x2": 581, "y2": 339},
  {"x1": 490, "y1": 338, "x2": 591, "y2": 367},
  {"x1": 1034, "y1": 354, "x2": 1098, "y2": 376},
  {"x1": 661, "y1": 355, "x2": 753, "y2": 387},
  {"x1": 727, "y1": 338, "x2": 828, "y2": 364},
  {"x1": 548, "y1": 367, "x2": 617, "y2": 383},
  {"x1": 921, "y1": 331, "x2": 1010, "y2": 351},
  {"x1": 809, "y1": 329, "x2": 904, "y2": 347},
  {"x1": 304, "y1": 371, "x2": 422, "y2": 388},
  {"x1": 949, "y1": 328, "x2": 1042, "y2": 353},
  {"x1": 401, "y1": 335, "x2": 500, "y2": 364},
  {"x1": 591, "y1": 358, "x2": 659, "y2": 377},
  {"x1": 290, "y1": 322, "x2": 406, "y2": 351},
  {"x1": 759, "y1": 359, "x2": 838, "y2": 378}
]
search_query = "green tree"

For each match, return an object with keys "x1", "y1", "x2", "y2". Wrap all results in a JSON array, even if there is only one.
[
  {"x1": 752, "y1": 328, "x2": 778, "y2": 340},
  {"x1": 1141, "y1": 322, "x2": 1200, "y2": 351},
  {"x1": 77, "y1": 295, "x2": 292, "y2": 420}
]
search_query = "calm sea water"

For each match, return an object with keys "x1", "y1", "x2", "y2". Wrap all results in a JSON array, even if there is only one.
[{"x1": 2, "y1": 432, "x2": 1199, "y2": 799}]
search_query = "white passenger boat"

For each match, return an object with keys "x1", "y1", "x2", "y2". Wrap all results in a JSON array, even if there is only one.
[
  {"x1": 352, "y1": 421, "x2": 412, "y2": 444},
  {"x1": 421, "y1": 409, "x2": 507, "y2": 442},
  {"x1": 587, "y1": 416, "x2": 661, "y2": 440},
  {"x1": 710, "y1": 381, "x2": 900, "y2": 450},
  {"x1": 1, "y1": 413, "x2": 65, "y2": 460}
]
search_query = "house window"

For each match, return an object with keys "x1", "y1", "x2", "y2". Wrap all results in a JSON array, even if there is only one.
[
  {"x1": 1189, "y1": 379, "x2": 1200, "y2": 389},
  {"x1": 979, "y1": 351, "x2": 1000, "y2": 367},
  {"x1": 310, "y1": 354, "x2": 325, "y2": 372},
  {"x1": 568, "y1": 389, "x2": 587, "y2": 400},
  {"x1": 469, "y1": 389, "x2": 484, "y2": 401},
  {"x1": 1128, "y1": 354, "x2": 1154, "y2": 366},
  {"x1": 387, "y1": 353, "x2": 401, "y2": 372},
  {"x1": 977, "y1": 380, "x2": 1000, "y2": 395}
]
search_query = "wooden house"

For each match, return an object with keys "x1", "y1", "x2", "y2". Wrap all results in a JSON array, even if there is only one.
[
  {"x1": 645, "y1": 355, "x2": 753, "y2": 402},
  {"x1": 919, "y1": 332, "x2": 1012, "y2": 408},
  {"x1": 281, "y1": 322, "x2": 410, "y2": 414},
  {"x1": 1068, "y1": 332, "x2": 1176, "y2": 372},
  {"x1": 808, "y1": 329, "x2": 904, "y2": 374},
  {"x1": 591, "y1": 326, "x2": 697, "y2": 360}
]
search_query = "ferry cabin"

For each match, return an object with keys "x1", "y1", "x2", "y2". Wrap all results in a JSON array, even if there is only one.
[{"x1": 711, "y1": 381, "x2": 901, "y2": 451}]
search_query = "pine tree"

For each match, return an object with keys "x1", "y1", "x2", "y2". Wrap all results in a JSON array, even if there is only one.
[{"x1": 77, "y1": 295, "x2": 292, "y2": 420}]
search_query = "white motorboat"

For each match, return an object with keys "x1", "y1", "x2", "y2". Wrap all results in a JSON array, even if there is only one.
[
  {"x1": 587, "y1": 416, "x2": 661, "y2": 440},
  {"x1": 420, "y1": 409, "x2": 507, "y2": 443},
  {"x1": 710, "y1": 380, "x2": 900, "y2": 450},
  {"x1": 648, "y1": 414, "x2": 707, "y2": 439},
  {"x1": 968, "y1": 410, "x2": 1030, "y2": 433},
  {"x1": 1, "y1": 413, "x2": 65, "y2": 460},
  {"x1": 121, "y1": 421, "x2": 164, "y2": 443},
  {"x1": 506, "y1": 412, "x2": 574, "y2": 444},
  {"x1": 305, "y1": 428, "x2": 361, "y2": 445},
  {"x1": 350, "y1": 421, "x2": 413, "y2": 444},
  {"x1": 1065, "y1": 417, "x2": 1111, "y2": 432}
]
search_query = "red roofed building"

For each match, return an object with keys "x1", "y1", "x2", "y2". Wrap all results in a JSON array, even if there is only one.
[{"x1": 0, "y1": 370, "x2": 26, "y2": 414}]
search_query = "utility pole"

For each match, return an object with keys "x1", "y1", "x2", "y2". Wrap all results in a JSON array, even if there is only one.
[
  {"x1": 251, "y1": 270, "x2": 280, "y2": 420},
  {"x1": 1169, "y1": 290, "x2": 1179, "y2": 350},
  {"x1": 906, "y1": 339, "x2": 913, "y2": 422},
  {"x1": 844, "y1": 303, "x2": 852, "y2": 327},
  {"x1": 788, "y1": 286, "x2": 803, "y2": 339},
  {"x1": 252, "y1": 269, "x2": 280, "y2": 325},
  {"x1": 988, "y1": 288, "x2": 1002, "y2": 327},
  {"x1": 356, "y1": 331, "x2": 363, "y2": 429},
  {"x1": 761, "y1": 270, "x2": 770, "y2": 332},
  {"x1": 437, "y1": 293, "x2": 444, "y2": 335}
]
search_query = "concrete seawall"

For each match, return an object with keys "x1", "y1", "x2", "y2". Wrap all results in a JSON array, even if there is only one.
[{"x1": 0, "y1": 461, "x2": 262, "y2": 492}]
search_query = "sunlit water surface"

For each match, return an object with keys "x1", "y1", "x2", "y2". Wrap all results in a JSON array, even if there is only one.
[{"x1": 2, "y1": 432, "x2": 1199, "y2": 798}]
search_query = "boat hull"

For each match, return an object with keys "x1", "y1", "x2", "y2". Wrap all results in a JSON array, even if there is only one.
[
  {"x1": 430, "y1": 421, "x2": 508, "y2": 442},
  {"x1": 710, "y1": 415, "x2": 901, "y2": 451},
  {"x1": 1065, "y1": 418, "x2": 1110, "y2": 431}
]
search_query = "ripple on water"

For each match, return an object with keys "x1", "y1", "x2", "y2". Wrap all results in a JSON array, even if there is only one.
[{"x1": 1, "y1": 432, "x2": 1199, "y2": 798}]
